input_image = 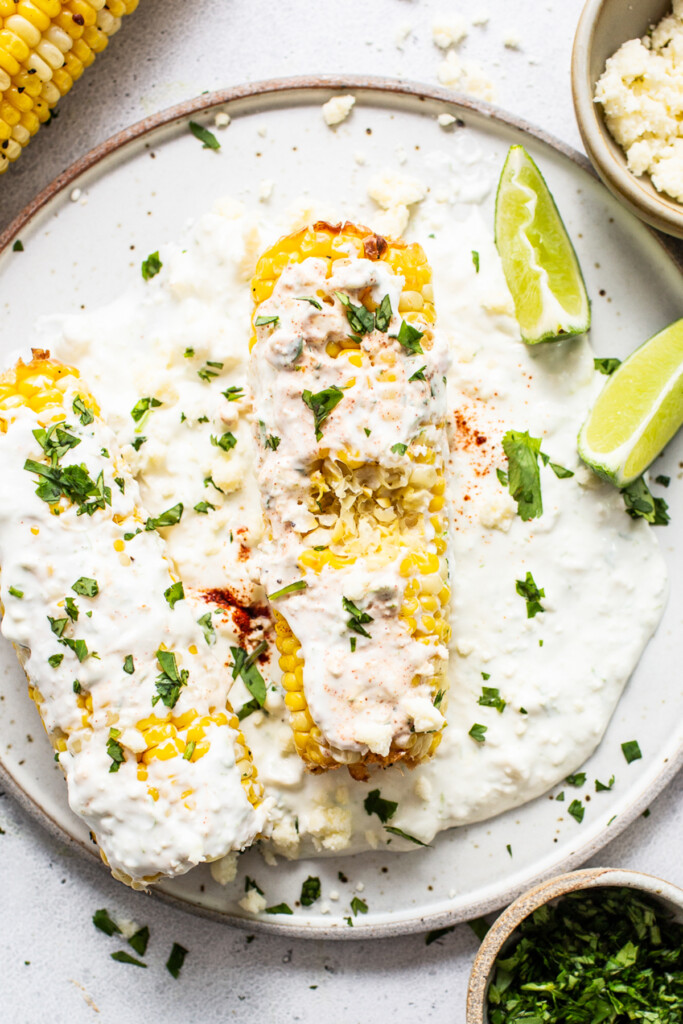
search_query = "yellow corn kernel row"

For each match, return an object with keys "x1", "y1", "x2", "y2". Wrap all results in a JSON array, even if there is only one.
[
  {"x1": 0, "y1": 353, "x2": 263, "y2": 811},
  {"x1": 253, "y1": 222, "x2": 450, "y2": 777},
  {"x1": 250, "y1": 220, "x2": 436, "y2": 350},
  {"x1": 0, "y1": 0, "x2": 138, "y2": 173}
]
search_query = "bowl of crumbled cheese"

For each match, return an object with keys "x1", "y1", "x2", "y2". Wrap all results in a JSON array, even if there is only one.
[
  {"x1": 572, "y1": 0, "x2": 683, "y2": 237},
  {"x1": 466, "y1": 867, "x2": 683, "y2": 1023}
]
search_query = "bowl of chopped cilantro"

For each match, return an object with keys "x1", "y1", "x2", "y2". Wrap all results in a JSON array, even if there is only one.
[{"x1": 466, "y1": 867, "x2": 683, "y2": 1024}]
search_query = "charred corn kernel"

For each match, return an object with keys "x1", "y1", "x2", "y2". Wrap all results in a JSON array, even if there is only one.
[
  {"x1": 0, "y1": 0, "x2": 137, "y2": 174},
  {"x1": 252, "y1": 222, "x2": 450, "y2": 775}
]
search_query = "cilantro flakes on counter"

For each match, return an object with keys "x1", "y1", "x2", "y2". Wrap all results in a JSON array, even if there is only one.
[
  {"x1": 141, "y1": 251, "x2": 162, "y2": 281},
  {"x1": 72, "y1": 577, "x2": 98, "y2": 597},
  {"x1": 166, "y1": 942, "x2": 189, "y2": 978},
  {"x1": 145, "y1": 502, "x2": 183, "y2": 531},
  {"x1": 302, "y1": 385, "x2": 345, "y2": 440},
  {"x1": 621, "y1": 476, "x2": 669, "y2": 525},
  {"x1": 153, "y1": 650, "x2": 189, "y2": 709},
  {"x1": 515, "y1": 571, "x2": 545, "y2": 618},
  {"x1": 567, "y1": 799, "x2": 585, "y2": 823},
  {"x1": 384, "y1": 826, "x2": 429, "y2": 847},
  {"x1": 468, "y1": 917, "x2": 491, "y2": 941},
  {"x1": 93, "y1": 909, "x2": 121, "y2": 936},
  {"x1": 300, "y1": 876, "x2": 321, "y2": 907},
  {"x1": 111, "y1": 950, "x2": 147, "y2": 967},
  {"x1": 189, "y1": 120, "x2": 220, "y2": 150},
  {"x1": 363, "y1": 789, "x2": 398, "y2": 824},
  {"x1": 478, "y1": 687, "x2": 506, "y2": 713},
  {"x1": 391, "y1": 442, "x2": 408, "y2": 455},
  {"x1": 164, "y1": 581, "x2": 185, "y2": 609},
  {"x1": 468, "y1": 723, "x2": 488, "y2": 744},
  {"x1": 486, "y1": 886, "x2": 683, "y2": 1024},
  {"x1": 621, "y1": 739, "x2": 642, "y2": 764},
  {"x1": 127, "y1": 926, "x2": 149, "y2": 957}
]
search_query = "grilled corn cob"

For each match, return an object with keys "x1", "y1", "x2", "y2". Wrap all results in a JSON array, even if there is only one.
[
  {"x1": 0, "y1": 0, "x2": 138, "y2": 174},
  {"x1": 0, "y1": 352, "x2": 265, "y2": 886},
  {"x1": 250, "y1": 222, "x2": 451, "y2": 779}
]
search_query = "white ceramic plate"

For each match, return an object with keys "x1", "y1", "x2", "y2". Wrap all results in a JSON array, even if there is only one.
[{"x1": 0, "y1": 76, "x2": 681, "y2": 938}]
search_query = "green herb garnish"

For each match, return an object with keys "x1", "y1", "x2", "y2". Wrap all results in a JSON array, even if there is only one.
[
  {"x1": 567, "y1": 799, "x2": 585, "y2": 823},
  {"x1": 189, "y1": 120, "x2": 220, "y2": 149},
  {"x1": 198, "y1": 361, "x2": 224, "y2": 383},
  {"x1": 621, "y1": 476, "x2": 669, "y2": 525},
  {"x1": 265, "y1": 903, "x2": 293, "y2": 915},
  {"x1": 500, "y1": 430, "x2": 543, "y2": 521},
  {"x1": 350, "y1": 897, "x2": 368, "y2": 916},
  {"x1": 255, "y1": 314, "x2": 280, "y2": 328},
  {"x1": 193, "y1": 501, "x2": 216, "y2": 514},
  {"x1": 265, "y1": 434, "x2": 280, "y2": 450},
  {"x1": 566, "y1": 772, "x2": 587, "y2": 787},
  {"x1": 93, "y1": 908, "x2": 121, "y2": 936},
  {"x1": 222, "y1": 385, "x2": 244, "y2": 402},
  {"x1": 145, "y1": 503, "x2": 183, "y2": 531},
  {"x1": 72, "y1": 577, "x2": 98, "y2": 597},
  {"x1": 73, "y1": 396, "x2": 94, "y2": 426},
  {"x1": 131, "y1": 396, "x2": 162, "y2": 423},
  {"x1": 425, "y1": 926, "x2": 456, "y2": 945},
  {"x1": 8, "y1": 586, "x2": 23, "y2": 599},
  {"x1": 164, "y1": 581, "x2": 185, "y2": 609},
  {"x1": 375, "y1": 294, "x2": 392, "y2": 332},
  {"x1": 364, "y1": 789, "x2": 398, "y2": 824},
  {"x1": 621, "y1": 739, "x2": 642, "y2": 764},
  {"x1": 231, "y1": 642, "x2": 267, "y2": 715},
  {"x1": 595, "y1": 775, "x2": 615, "y2": 792},
  {"x1": 302, "y1": 385, "x2": 344, "y2": 440},
  {"x1": 165, "y1": 942, "x2": 188, "y2": 978},
  {"x1": 123, "y1": 655, "x2": 134, "y2": 675},
  {"x1": 594, "y1": 356, "x2": 621, "y2": 375},
  {"x1": 395, "y1": 319, "x2": 424, "y2": 355},
  {"x1": 384, "y1": 826, "x2": 428, "y2": 846},
  {"x1": 515, "y1": 571, "x2": 545, "y2": 618},
  {"x1": 469, "y1": 723, "x2": 488, "y2": 743},
  {"x1": 471, "y1": 250, "x2": 480, "y2": 273},
  {"x1": 107, "y1": 729, "x2": 125, "y2": 773},
  {"x1": 391, "y1": 442, "x2": 408, "y2": 455},
  {"x1": 48, "y1": 653, "x2": 63, "y2": 668},
  {"x1": 342, "y1": 596, "x2": 373, "y2": 638},
  {"x1": 408, "y1": 365, "x2": 427, "y2": 382},
  {"x1": 335, "y1": 291, "x2": 375, "y2": 335},
  {"x1": 152, "y1": 650, "x2": 189, "y2": 709},
  {"x1": 128, "y1": 926, "x2": 150, "y2": 957},
  {"x1": 296, "y1": 296, "x2": 322, "y2": 310},
  {"x1": 268, "y1": 580, "x2": 308, "y2": 601},
  {"x1": 300, "y1": 876, "x2": 321, "y2": 907},
  {"x1": 478, "y1": 687, "x2": 506, "y2": 713},
  {"x1": 141, "y1": 251, "x2": 162, "y2": 280}
]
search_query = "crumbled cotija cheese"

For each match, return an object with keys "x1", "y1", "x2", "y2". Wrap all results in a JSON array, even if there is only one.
[
  {"x1": 595, "y1": 1, "x2": 683, "y2": 202},
  {"x1": 322, "y1": 94, "x2": 355, "y2": 126}
]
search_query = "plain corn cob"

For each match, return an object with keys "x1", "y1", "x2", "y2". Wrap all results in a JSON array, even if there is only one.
[
  {"x1": 0, "y1": 0, "x2": 138, "y2": 174},
  {"x1": 0, "y1": 352, "x2": 265, "y2": 886},
  {"x1": 250, "y1": 222, "x2": 451, "y2": 779}
]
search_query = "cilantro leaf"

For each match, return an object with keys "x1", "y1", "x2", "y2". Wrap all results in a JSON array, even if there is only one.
[
  {"x1": 128, "y1": 926, "x2": 150, "y2": 957},
  {"x1": 621, "y1": 739, "x2": 642, "y2": 764},
  {"x1": 141, "y1": 251, "x2": 162, "y2": 280},
  {"x1": 268, "y1": 580, "x2": 308, "y2": 601},
  {"x1": 515, "y1": 571, "x2": 545, "y2": 618},
  {"x1": 72, "y1": 577, "x2": 98, "y2": 598},
  {"x1": 469, "y1": 723, "x2": 488, "y2": 743},
  {"x1": 350, "y1": 897, "x2": 368, "y2": 916},
  {"x1": 131, "y1": 396, "x2": 162, "y2": 423},
  {"x1": 621, "y1": 476, "x2": 669, "y2": 525},
  {"x1": 152, "y1": 649, "x2": 189, "y2": 709},
  {"x1": 197, "y1": 612, "x2": 216, "y2": 645},
  {"x1": 395, "y1": 319, "x2": 424, "y2": 355},
  {"x1": 594, "y1": 356, "x2": 621, "y2": 375},
  {"x1": 565, "y1": 772, "x2": 587, "y2": 787},
  {"x1": 265, "y1": 903, "x2": 293, "y2": 915},
  {"x1": 165, "y1": 942, "x2": 188, "y2": 978},
  {"x1": 567, "y1": 799, "x2": 585, "y2": 823},
  {"x1": 230, "y1": 642, "x2": 267, "y2": 710},
  {"x1": 164, "y1": 581, "x2": 185, "y2": 609},
  {"x1": 189, "y1": 120, "x2": 220, "y2": 149},
  {"x1": 384, "y1": 826, "x2": 429, "y2": 846},
  {"x1": 342, "y1": 596, "x2": 373, "y2": 639},
  {"x1": 193, "y1": 501, "x2": 216, "y2": 514},
  {"x1": 375, "y1": 294, "x2": 392, "y2": 332},
  {"x1": 335, "y1": 291, "x2": 375, "y2": 335},
  {"x1": 302, "y1": 385, "x2": 344, "y2": 441},
  {"x1": 300, "y1": 876, "x2": 321, "y2": 907},
  {"x1": 391, "y1": 442, "x2": 408, "y2": 455},
  {"x1": 471, "y1": 250, "x2": 480, "y2": 273},
  {"x1": 145, "y1": 503, "x2": 183, "y2": 531},
  {"x1": 364, "y1": 789, "x2": 398, "y2": 823},
  {"x1": 123, "y1": 655, "x2": 135, "y2": 675},
  {"x1": 295, "y1": 296, "x2": 322, "y2": 310},
  {"x1": 73, "y1": 396, "x2": 94, "y2": 426},
  {"x1": 93, "y1": 908, "x2": 121, "y2": 936},
  {"x1": 106, "y1": 729, "x2": 125, "y2": 773},
  {"x1": 501, "y1": 430, "x2": 543, "y2": 521},
  {"x1": 595, "y1": 774, "x2": 615, "y2": 792},
  {"x1": 478, "y1": 687, "x2": 506, "y2": 713}
]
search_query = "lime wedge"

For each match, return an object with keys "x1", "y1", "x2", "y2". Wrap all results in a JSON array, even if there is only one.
[
  {"x1": 495, "y1": 145, "x2": 591, "y2": 345},
  {"x1": 578, "y1": 318, "x2": 683, "y2": 487}
]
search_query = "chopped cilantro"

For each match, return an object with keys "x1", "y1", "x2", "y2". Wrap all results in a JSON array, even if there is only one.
[
  {"x1": 123, "y1": 655, "x2": 135, "y2": 675},
  {"x1": 567, "y1": 799, "x2": 585, "y2": 823},
  {"x1": 478, "y1": 687, "x2": 506, "y2": 713},
  {"x1": 335, "y1": 291, "x2": 375, "y2": 335},
  {"x1": 565, "y1": 772, "x2": 587, "y2": 787},
  {"x1": 621, "y1": 476, "x2": 669, "y2": 525},
  {"x1": 515, "y1": 571, "x2": 545, "y2": 618},
  {"x1": 469, "y1": 723, "x2": 488, "y2": 743},
  {"x1": 500, "y1": 430, "x2": 543, "y2": 521},
  {"x1": 375, "y1": 294, "x2": 392, "y2": 332},
  {"x1": 265, "y1": 903, "x2": 293, "y2": 915},
  {"x1": 145, "y1": 503, "x2": 183, "y2": 531},
  {"x1": 72, "y1": 577, "x2": 98, "y2": 597},
  {"x1": 65, "y1": 596, "x2": 79, "y2": 621},
  {"x1": 48, "y1": 653, "x2": 63, "y2": 668},
  {"x1": 395, "y1": 319, "x2": 424, "y2": 355},
  {"x1": 93, "y1": 908, "x2": 121, "y2": 936},
  {"x1": 184, "y1": 347, "x2": 194, "y2": 358},
  {"x1": 408, "y1": 365, "x2": 427, "y2": 382},
  {"x1": 8, "y1": 586, "x2": 23, "y2": 599},
  {"x1": 193, "y1": 501, "x2": 216, "y2": 514},
  {"x1": 130, "y1": 396, "x2": 162, "y2": 423},
  {"x1": 265, "y1": 434, "x2": 280, "y2": 450},
  {"x1": 128, "y1": 926, "x2": 150, "y2": 957},
  {"x1": 152, "y1": 649, "x2": 189, "y2": 709},
  {"x1": 198, "y1": 361, "x2": 224, "y2": 383},
  {"x1": 595, "y1": 774, "x2": 615, "y2": 792},
  {"x1": 391, "y1": 442, "x2": 408, "y2": 455},
  {"x1": 506, "y1": 844, "x2": 512, "y2": 857},
  {"x1": 300, "y1": 876, "x2": 321, "y2": 907},
  {"x1": 342, "y1": 596, "x2": 373, "y2": 638},
  {"x1": 73, "y1": 396, "x2": 94, "y2": 426},
  {"x1": 197, "y1": 612, "x2": 216, "y2": 645},
  {"x1": 655, "y1": 474, "x2": 670, "y2": 487},
  {"x1": 73, "y1": 680, "x2": 81, "y2": 693},
  {"x1": 12, "y1": 239, "x2": 23, "y2": 252},
  {"x1": 471, "y1": 250, "x2": 480, "y2": 273},
  {"x1": 230, "y1": 642, "x2": 267, "y2": 711},
  {"x1": 210, "y1": 431, "x2": 237, "y2": 452},
  {"x1": 384, "y1": 826, "x2": 428, "y2": 846},
  {"x1": 302, "y1": 385, "x2": 344, "y2": 440},
  {"x1": 106, "y1": 729, "x2": 125, "y2": 773},
  {"x1": 141, "y1": 251, "x2": 162, "y2": 280},
  {"x1": 296, "y1": 296, "x2": 322, "y2": 310},
  {"x1": 245, "y1": 876, "x2": 264, "y2": 895},
  {"x1": 255, "y1": 314, "x2": 280, "y2": 327},
  {"x1": 594, "y1": 356, "x2": 621, "y2": 375},
  {"x1": 433, "y1": 689, "x2": 444, "y2": 709},
  {"x1": 131, "y1": 436, "x2": 147, "y2": 451},
  {"x1": 189, "y1": 120, "x2": 220, "y2": 149},
  {"x1": 363, "y1": 789, "x2": 398, "y2": 824},
  {"x1": 222, "y1": 385, "x2": 244, "y2": 402},
  {"x1": 621, "y1": 739, "x2": 642, "y2": 764},
  {"x1": 268, "y1": 580, "x2": 308, "y2": 601},
  {"x1": 164, "y1": 581, "x2": 185, "y2": 609},
  {"x1": 183, "y1": 741, "x2": 196, "y2": 761},
  {"x1": 165, "y1": 943, "x2": 188, "y2": 978},
  {"x1": 350, "y1": 897, "x2": 368, "y2": 916}
]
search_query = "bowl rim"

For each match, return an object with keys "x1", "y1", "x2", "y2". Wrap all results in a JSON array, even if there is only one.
[
  {"x1": 571, "y1": 0, "x2": 683, "y2": 238},
  {"x1": 466, "y1": 865, "x2": 683, "y2": 1024}
]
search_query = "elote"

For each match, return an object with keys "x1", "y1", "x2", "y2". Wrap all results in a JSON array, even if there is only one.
[
  {"x1": 249, "y1": 222, "x2": 451, "y2": 778},
  {"x1": 0, "y1": 352, "x2": 266, "y2": 887},
  {"x1": 0, "y1": 0, "x2": 138, "y2": 174}
]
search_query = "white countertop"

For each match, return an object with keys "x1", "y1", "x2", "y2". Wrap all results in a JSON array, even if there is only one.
[{"x1": 1, "y1": 2, "x2": 681, "y2": 1022}]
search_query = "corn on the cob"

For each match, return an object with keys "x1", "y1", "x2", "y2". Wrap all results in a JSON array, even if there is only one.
[
  {"x1": 0, "y1": 352, "x2": 265, "y2": 886},
  {"x1": 250, "y1": 222, "x2": 451, "y2": 780},
  {"x1": 0, "y1": 0, "x2": 138, "y2": 174}
]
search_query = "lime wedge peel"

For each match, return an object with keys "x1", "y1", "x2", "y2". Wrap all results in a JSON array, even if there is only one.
[
  {"x1": 495, "y1": 145, "x2": 591, "y2": 345},
  {"x1": 578, "y1": 318, "x2": 683, "y2": 488}
]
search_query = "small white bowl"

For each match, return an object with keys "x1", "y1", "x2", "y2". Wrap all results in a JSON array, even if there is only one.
[
  {"x1": 466, "y1": 866, "x2": 683, "y2": 1024},
  {"x1": 572, "y1": 0, "x2": 683, "y2": 238}
]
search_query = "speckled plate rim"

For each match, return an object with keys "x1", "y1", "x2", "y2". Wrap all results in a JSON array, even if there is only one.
[{"x1": 0, "y1": 74, "x2": 681, "y2": 940}]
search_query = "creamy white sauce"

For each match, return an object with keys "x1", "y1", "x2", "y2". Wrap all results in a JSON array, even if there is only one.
[
  {"x1": 7, "y1": 194, "x2": 666, "y2": 864},
  {"x1": 0, "y1": 377, "x2": 267, "y2": 882},
  {"x1": 249, "y1": 255, "x2": 449, "y2": 757}
]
